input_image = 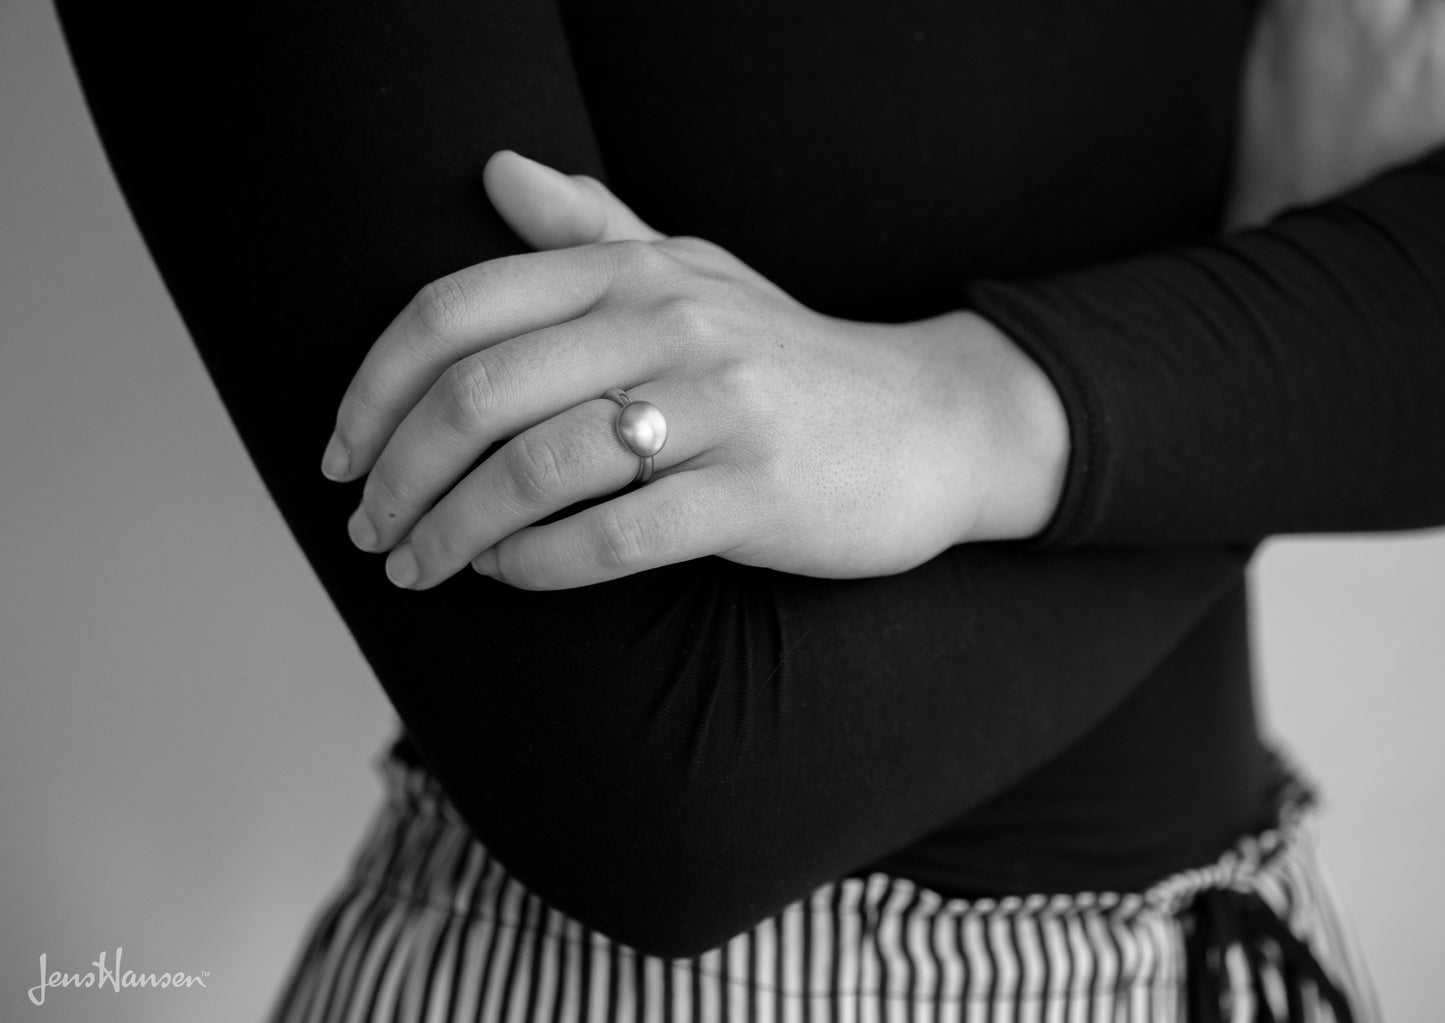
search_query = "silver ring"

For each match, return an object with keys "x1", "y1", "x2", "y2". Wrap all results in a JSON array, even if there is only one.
[{"x1": 603, "y1": 387, "x2": 667, "y2": 484}]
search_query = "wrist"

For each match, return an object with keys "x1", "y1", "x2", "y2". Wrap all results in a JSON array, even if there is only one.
[{"x1": 933, "y1": 309, "x2": 1070, "y2": 543}]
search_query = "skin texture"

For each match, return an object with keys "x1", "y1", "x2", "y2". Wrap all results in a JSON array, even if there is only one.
[{"x1": 326, "y1": 152, "x2": 1071, "y2": 591}]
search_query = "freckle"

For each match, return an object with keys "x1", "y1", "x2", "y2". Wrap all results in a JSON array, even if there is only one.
[{"x1": 387, "y1": 512, "x2": 397, "y2": 519}]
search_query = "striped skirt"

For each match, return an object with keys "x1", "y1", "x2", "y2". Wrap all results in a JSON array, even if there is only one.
[{"x1": 268, "y1": 749, "x2": 1381, "y2": 1023}]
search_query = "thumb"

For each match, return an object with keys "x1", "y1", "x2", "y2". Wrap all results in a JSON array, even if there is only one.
[{"x1": 482, "y1": 150, "x2": 663, "y2": 249}]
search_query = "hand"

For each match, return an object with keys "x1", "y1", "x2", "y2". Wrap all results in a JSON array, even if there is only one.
[
  {"x1": 320, "y1": 151, "x2": 1068, "y2": 590},
  {"x1": 1228, "y1": 0, "x2": 1445, "y2": 229}
]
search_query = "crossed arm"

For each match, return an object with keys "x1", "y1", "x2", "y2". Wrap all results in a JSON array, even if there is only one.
[{"x1": 57, "y1": 0, "x2": 1445, "y2": 957}]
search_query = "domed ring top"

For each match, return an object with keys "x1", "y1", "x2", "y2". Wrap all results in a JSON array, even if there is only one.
[
  {"x1": 603, "y1": 387, "x2": 667, "y2": 484},
  {"x1": 615, "y1": 400, "x2": 667, "y2": 458}
]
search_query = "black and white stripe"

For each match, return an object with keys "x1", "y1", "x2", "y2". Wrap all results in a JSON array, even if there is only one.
[{"x1": 268, "y1": 755, "x2": 1380, "y2": 1023}]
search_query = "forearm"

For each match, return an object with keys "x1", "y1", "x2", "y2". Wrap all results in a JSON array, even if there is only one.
[
  {"x1": 969, "y1": 144, "x2": 1445, "y2": 548},
  {"x1": 391, "y1": 546, "x2": 1243, "y2": 956}
]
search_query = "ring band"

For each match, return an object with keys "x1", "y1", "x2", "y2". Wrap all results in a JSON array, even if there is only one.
[{"x1": 603, "y1": 387, "x2": 667, "y2": 484}]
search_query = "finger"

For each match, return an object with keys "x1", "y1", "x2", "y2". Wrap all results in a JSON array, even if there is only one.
[
  {"x1": 387, "y1": 385, "x2": 705, "y2": 589},
  {"x1": 472, "y1": 466, "x2": 745, "y2": 590},
  {"x1": 482, "y1": 150, "x2": 663, "y2": 249},
  {"x1": 350, "y1": 307, "x2": 676, "y2": 551},
  {"x1": 324, "y1": 238, "x2": 667, "y2": 483}
]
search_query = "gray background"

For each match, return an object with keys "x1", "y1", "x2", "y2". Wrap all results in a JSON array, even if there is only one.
[{"x1": 2, "y1": 1, "x2": 1441, "y2": 1019}]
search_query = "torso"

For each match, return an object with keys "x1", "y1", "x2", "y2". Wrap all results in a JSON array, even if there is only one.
[{"x1": 552, "y1": 0, "x2": 1274, "y2": 894}]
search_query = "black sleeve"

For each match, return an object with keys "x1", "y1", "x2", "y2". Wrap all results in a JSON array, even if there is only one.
[
  {"x1": 968, "y1": 146, "x2": 1445, "y2": 548},
  {"x1": 54, "y1": 0, "x2": 1246, "y2": 958}
]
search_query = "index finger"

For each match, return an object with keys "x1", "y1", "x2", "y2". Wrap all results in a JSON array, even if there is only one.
[{"x1": 322, "y1": 240, "x2": 650, "y2": 481}]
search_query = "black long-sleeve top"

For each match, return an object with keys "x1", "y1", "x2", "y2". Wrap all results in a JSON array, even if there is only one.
[{"x1": 56, "y1": 0, "x2": 1445, "y2": 959}]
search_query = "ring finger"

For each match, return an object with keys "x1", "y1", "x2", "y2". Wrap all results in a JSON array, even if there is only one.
[
  {"x1": 350, "y1": 307, "x2": 673, "y2": 552},
  {"x1": 385, "y1": 384, "x2": 703, "y2": 589}
]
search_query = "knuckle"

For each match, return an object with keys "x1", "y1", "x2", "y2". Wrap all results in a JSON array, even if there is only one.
[
  {"x1": 439, "y1": 355, "x2": 493, "y2": 433},
  {"x1": 591, "y1": 507, "x2": 648, "y2": 572},
  {"x1": 609, "y1": 238, "x2": 669, "y2": 279},
  {"x1": 412, "y1": 273, "x2": 471, "y2": 343},
  {"x1": 366, "y1": 464, "x2": 416, "y2": 511},
  {"x1": 669, "y1": 234, "x2": 726, "y2": 261},
  {"x1": 699, "y1": 354, "x2": 764, "y2": 414},
  {"x1": 346, "y1": 375, "x2": 385, "y2": 419},
  {"x1": 487, "y1": 547, "x2": 537, "y2": 590},
  {"x1": 654, "y1": 294, "x2": 720, "y2": 347},
  {"x1": 504, "y1": 432, "x2": 569, "y2": 506},
  {"x1": 408, "y1": 520, "x2": 460, "y2": 568},
  {"x1": 339, "y1": 374, "x2": 386, "y2": 433},
  {"x1": 693, "y1": 354, "x2": 774, "y2": 436},
  {"x1": 571, "y1": 173, "x2": 610, "y2": 199}
]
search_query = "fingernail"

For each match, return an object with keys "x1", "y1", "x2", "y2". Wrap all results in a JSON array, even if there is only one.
[
  {"x1": 386, "y1": 543, "x2": 419, "y2": 589},
  {"x1": 321, "y1": 432, "x2": 350, "y2": 480},
  {"x1": 473, "y1": 548, "x2": 498, "y2": 578},
  {"x1": 348, "y1": 507, "x2": 379, "y2": 551}
]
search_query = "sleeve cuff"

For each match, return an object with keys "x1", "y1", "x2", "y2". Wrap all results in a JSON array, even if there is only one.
[{"x1": 966, "y1": 277, "x2": 1103, "y2": 549}]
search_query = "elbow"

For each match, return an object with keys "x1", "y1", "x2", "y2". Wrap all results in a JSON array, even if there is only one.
[{"x1": 402, "y1": 562, "x2": 795, "y2": 958}]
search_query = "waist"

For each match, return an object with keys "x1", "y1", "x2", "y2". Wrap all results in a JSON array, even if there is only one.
[
  {"x1": 290, "y1": 739, "x2": 1371, "y2": 1023},
  {"x1": 857, "y1": 577, "x2": 1274, "y2": 896}
]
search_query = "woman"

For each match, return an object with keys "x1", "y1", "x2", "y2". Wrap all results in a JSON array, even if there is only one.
[{"x1": 54, "y1": 0, "x2": 1445, "y2": 1018}]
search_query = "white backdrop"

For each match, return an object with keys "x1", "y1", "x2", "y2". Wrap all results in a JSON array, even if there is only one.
[{"x1": 2, "y1": 1, "x2": 1441, "y2": 1019}]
